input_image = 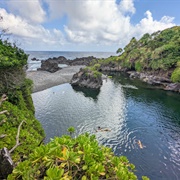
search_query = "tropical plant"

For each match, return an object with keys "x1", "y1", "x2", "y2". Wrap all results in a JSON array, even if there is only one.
[
  {"x1": 0, "y1": 39, "x2": 28, "y2": 68},
  {"x1": 8, "y1": 133, "x2": 149, "y2": 180},
  {"x1": 116, "y1": 48, "x2": 123, "y2": 54},
  {"x1": 67, "y1": 126, "x2": 75, "y2": 136}
]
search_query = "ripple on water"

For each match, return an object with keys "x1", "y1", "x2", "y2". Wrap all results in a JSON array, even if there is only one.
[{"x1": 32, "y1": 78, "x2": 180, "y2": 180}]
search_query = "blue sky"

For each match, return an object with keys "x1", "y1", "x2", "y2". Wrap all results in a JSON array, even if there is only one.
[{"x1": 0, "y1": 0, "x2": 179, "y2": 52}]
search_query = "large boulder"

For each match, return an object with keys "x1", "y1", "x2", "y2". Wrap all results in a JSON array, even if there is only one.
[
  {"x1": 38, "y1": 60, "x2": 61, "y2": 73},
  {"x1": 71, "y1": 68, "x2": 102, "y2": 89}
]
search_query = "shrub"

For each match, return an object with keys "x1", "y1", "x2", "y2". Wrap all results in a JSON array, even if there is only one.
[
  {"x1": 171, "y1": 67, "x2": 180, "y2": 82},
  {"x1": 0, "y1": 39, "x2": 28, "y2": 68},
  {"x1": 8, "y1": 133, "x2": 148, "y2": 180},
  {"x1": 135, "y1": 61, "x2": 143, "y2": 72},
  {"x1": 0, "y1": 101, "x2": 44, "y2": 163}
]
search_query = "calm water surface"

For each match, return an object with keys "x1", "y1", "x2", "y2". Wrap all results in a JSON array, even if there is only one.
[{"x1": 32, "y1": 73, "x2": 180, "y2": 180}]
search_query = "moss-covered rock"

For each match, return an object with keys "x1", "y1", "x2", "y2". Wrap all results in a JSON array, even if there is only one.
[{"x1": 71, "y1": 67, "x2": 102, "y2": 89}]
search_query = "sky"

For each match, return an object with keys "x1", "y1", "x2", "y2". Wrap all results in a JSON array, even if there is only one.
[{"x1": 0, "y1": 0, "x2": 179, "y2": 52}]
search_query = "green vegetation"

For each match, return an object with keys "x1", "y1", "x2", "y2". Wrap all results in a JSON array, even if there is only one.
[
  {"x1": 119, "y1": 26, "x2": 180, "y2": 81},
  {"x1": 0, "y1": 37, "x2": 148, "y2": 180},
  {"x1": 67, "y1": 126, "x2": 75, "y2": 137},
  {"x1": 8, "y1": 133, "x2": 148, "y2": 180},
  {"x1": 0, "y1": 38, "x2": 44, "y2": 178},
  {"x1": 171, "y1": 62, "x2": 180, "y2": 82},
  {"x1": 84, "y1": 64, "x2": 102, "y2": 78},
  {"x1": 91, "y1": 26, "x2": 180, "y2": 82},
  {"x1": 116, "y1": 48, "x2": 123, "y2": 54},
  {"x1": 0, "y1": 100, "x2": 44, "y2": 162},
  {"x1": 0, "y1": 39, "x2": 28, "y2": 68}
]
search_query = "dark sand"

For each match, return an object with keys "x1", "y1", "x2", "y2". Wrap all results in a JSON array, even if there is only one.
[{"x1": 26, "y1": 65, "x2": 84, "y2": 93}]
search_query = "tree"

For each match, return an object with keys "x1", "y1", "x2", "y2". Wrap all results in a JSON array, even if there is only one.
[{"x1": 116, "y1": 48, "x2": 123, "y2": 55}]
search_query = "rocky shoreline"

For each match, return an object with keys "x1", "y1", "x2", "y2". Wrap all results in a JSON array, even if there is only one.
[
  {"x1": 30, "y1": 55, "x2": 180, "y2": 93},
  {"x1": 32, "y1": 56, "x2": 97, "y2": 73},
  {"x1": 127, "y1": 71, "x2": 180, "y2": 93}
]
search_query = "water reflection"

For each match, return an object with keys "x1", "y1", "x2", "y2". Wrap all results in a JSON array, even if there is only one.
[{"x1": 71, "y1": 85, "x2": 100, "y2": 101}]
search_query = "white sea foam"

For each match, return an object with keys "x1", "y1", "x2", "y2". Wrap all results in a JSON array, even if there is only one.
[{"x1": 122, "y1": 84, "x2": 138, "y2": 90}]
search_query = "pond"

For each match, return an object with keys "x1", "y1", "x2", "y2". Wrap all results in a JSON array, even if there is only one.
[{"x1": 32, "y1": 73, "x2": 180, "y2": 179}]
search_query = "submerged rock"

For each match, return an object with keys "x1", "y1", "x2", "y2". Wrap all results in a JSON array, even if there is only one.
[{"x1": 71, "y1": 68, "x2": 102, "y2": 89}]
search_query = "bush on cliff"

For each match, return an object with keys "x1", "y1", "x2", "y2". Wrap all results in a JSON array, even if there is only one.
[
  {"x1": 0, "y1": 100, "x2": 44, "y2": 162},
  {"x1": 171, "y1": 62, "x2": 180, "y2": 82},
  {"x1": 0, "y1": 39, "x2": 28, "y2": 68},
  {"x1": 119, "y1": 26, "x2": 180, "y2": 73},
  {"x1": 8, "y1": 133, "x2": 148, "y2": 180}
]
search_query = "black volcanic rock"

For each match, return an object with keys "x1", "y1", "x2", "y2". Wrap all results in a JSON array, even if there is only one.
[
  {"x1": 69, "y1": 56, "x2": 97, "y2": 66},
  {"x1": 37, "y1": 60, "x2": 61, "y2": 73},
  {"x1": 31, "y1": 57, "x2": 40, "y2": 61},
  {"x1": 71, "y1": 68, "x2": 102, "y2": 89},
  {"x1": 37, "y1": 56, "x2": 98, "y2": 73}
]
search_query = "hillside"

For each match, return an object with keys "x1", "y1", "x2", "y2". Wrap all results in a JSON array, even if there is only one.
[
  {"x1": 118, "y1": 26, "x2": 180, "y2": 81},
  {"x1": 100, "y1": 26, "x2": 180, "y2": 83},
  {"x1": 70, "y1": 26, "x2": 178, "y2": 91}
]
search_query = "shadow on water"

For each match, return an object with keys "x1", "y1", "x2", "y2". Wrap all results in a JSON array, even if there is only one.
[
  {"x1": 71, "y1": 85, "x2": 100, "y2": 101},
  {"x1": 109, "y1": 72, "x2": 180, "y2": 116}
]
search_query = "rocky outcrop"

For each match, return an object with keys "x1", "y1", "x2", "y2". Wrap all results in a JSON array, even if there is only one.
[
  {"x1": 71, "y1": 68, "x2": 102, "y2": 89},
  {"x1": 127, "y1": 71, "x2": 180, "y2": 93},
  {"x1": 69, "y1": 56, "x2": 97, "y2": 66},
  {"x1": 37, "y1": 60, "x2": 61, "y2": 73},
  {"x1": 31, "y1": 57, "x2": 40, "y2": 61},
  {"x1": 164, "y1": 83, "x2": 180, "y2": 92},
  {"x1": 45, "y1": 56, "x2": 68, "y2": 64},
  {"x1": 99, "y1": 62, "x2": 121, "y2": 72},
  {"x1": 37, "y1": 56, "x2": 97, "y2": 73}
]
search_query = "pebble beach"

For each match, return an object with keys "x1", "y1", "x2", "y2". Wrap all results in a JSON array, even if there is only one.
[{"x1": 26, "y1": 65, "x2": 85, "y2": 93}]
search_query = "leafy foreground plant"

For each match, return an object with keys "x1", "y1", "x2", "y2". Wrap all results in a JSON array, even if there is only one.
[{"x1": 8, "y1": 133, "x2": 148, "y2": 180}]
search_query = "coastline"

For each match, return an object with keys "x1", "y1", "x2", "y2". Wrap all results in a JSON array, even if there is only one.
[{"x1": 26, "y1": 65, "x2": 85, "y2": 93}]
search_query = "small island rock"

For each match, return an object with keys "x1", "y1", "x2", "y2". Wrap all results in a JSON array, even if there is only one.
[{"x1": 71, "y1": 68, "x2": 102, "y2": 89}]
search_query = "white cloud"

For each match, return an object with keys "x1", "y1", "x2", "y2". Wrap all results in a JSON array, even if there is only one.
[
  {"x1": 46, "y1": 0, "x2": 133, "y2": 47},
  {"x1": 6, "y1": 0, "x2": 46, "y2": 23},
  {"x1": 134, "y1": 11, "x2": 175, "y2": 38},
  {"x1": 0, "y1": 0, "x2": 176, "y2": 51},
  {"x1": 0, "y1": 8, "x2": 65, "y2": 50},
  {"x1": 45, "y1": 0, "x2": 175, "y2": 50},
  {"x1": 119, "y1": 0, "x2": 136, "y2": 14}
]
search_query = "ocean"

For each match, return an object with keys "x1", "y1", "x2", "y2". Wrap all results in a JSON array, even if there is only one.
[{"x1": 26, "y1": 51, "x2": 116, "y2": 71}]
